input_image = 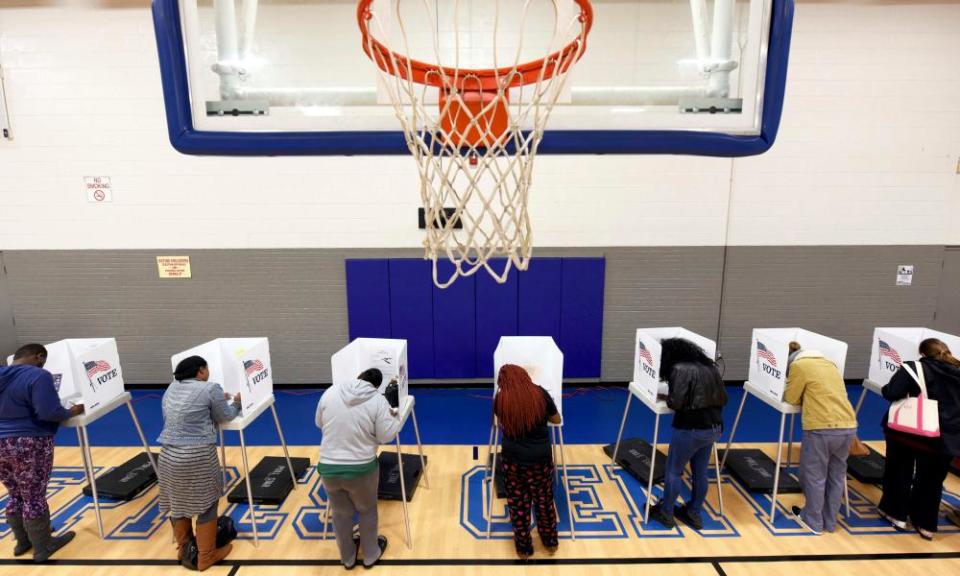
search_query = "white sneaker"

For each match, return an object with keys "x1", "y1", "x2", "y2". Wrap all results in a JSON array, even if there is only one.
[{"x1": 791, "y1": 505, "x2": 822, "y2": 535}]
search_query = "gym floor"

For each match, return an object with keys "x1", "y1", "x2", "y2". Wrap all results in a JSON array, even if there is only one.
[{"x1": 2, "y1": 386, "x2": 960, "y2": 574}]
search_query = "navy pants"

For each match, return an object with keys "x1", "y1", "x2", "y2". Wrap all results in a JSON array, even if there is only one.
[{"x1": 659, "y1": 426, "x2": 721, "y2": 521}]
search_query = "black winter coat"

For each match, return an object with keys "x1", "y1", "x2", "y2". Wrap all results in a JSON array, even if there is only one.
[
  {"x1": 666, "y1": 362, "x2": 728, "y2": 429},
  {"x1": 882, "y1": 357, "x2": 960, "y2": 457}
]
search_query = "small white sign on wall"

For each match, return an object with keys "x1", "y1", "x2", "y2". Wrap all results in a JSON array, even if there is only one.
[
  {"x1": 896, "y1": 265, "x2": 913, "y2": 286},
  {"x1": 84, "y1": 176, "x2": 113, "y2": 203}
]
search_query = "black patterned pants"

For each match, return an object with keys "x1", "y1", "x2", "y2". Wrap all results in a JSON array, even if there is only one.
[{"x1": 501, "y1": 459, "x2": 559, "y2": 555}]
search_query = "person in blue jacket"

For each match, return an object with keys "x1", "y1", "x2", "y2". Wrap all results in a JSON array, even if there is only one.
[{"x1": 0, "y1": 344, "x2": 83, "y2": 562}]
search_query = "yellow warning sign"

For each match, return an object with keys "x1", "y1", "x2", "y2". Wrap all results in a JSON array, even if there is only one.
[{"x1": 156, "y1": 256, "x2": 192, "y2": 279}]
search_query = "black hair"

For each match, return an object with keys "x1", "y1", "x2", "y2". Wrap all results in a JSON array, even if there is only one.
[
  {"x1": 659, "y1": 337, "x2": 714, "y2": 379},
  {"x1": 174, "y1": 355, "x2": 208, "y2": 381},
  {"x1": 357, "y1": 368, "x2": 383, "y2": 388},
  {"x1": 13, "y1": 343, "x2": 47, "y2": 360}
]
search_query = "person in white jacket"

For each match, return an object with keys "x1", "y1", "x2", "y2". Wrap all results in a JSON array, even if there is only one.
[{"x1": 316, "y1": 368, "x2": 402, "y2": 569}]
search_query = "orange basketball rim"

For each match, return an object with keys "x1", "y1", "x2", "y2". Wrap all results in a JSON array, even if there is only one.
[{"x1": 357, "y1": 0, "x2": 594, "y2": 149}]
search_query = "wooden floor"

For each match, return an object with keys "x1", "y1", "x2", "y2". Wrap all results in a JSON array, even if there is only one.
[{"x1": 2, "y1": 442, "x2": 959, "y2": 575}]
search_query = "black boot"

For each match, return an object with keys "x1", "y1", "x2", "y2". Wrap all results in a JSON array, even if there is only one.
[
  {"x1": 5, "y1": 513, "x2": 32, "y2": 556},
  {"x1": 24, "y1": 512, "x2": 75, "y2": 562}
]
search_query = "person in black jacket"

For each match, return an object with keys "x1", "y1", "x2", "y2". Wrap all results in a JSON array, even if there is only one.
[
  {"x1": 878, "y1": 338, "x2": 960, "y2": 540},
  {"x1": 649, "y1": 338, "x2": 728, "y2": 530}
]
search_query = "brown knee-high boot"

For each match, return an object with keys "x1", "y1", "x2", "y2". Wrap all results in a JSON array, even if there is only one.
[
  {"x1": 196, "y1": 518, "x2": 231, "y2": 571},
  {"x1": 172, "y1": 518, "x2": 193, "y2": 562}
]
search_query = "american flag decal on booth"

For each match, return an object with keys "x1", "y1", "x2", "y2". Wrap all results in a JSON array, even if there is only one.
[
  {"x1": 84, "y1": 360, "x2": 111, "y2": 378},
  {"x1": 637, "y1": 341, "x2": 654, "y2": 365},
  {"x1": 244, "y1": 359, "x2": 265, "y2": 376},
  {"x1": 879, "y1": 340, "x2": 902, "y2": 365},
  {"x1": 756, "y1": 342, "x2": 778, "y2": 367}
]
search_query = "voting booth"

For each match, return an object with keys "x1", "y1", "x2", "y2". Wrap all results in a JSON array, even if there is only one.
[
  {"x1": 856, "y1": 327, "x2": 960, "y2": 413},
  {"x1": 485, "y1": 336, "x2": 575, "y2": 540},
  {"x1": 6, "y1": 339, "x2": 158, "y2": 539},
  {"x1": 323, "y1": 338, "x2": 427, "y2": 550},
  {"x1": 606, "y1": 328, "x2": 724, "y2": 523},
  {"x1": 848, "y1": 328, "x2": 960, "y2": 483},
  {"x1": 721, "y1": 328, "x2": 849, "y2": 522},
  {"x1": 172, "y1": 337, "x2": 299, "y2": 546}
]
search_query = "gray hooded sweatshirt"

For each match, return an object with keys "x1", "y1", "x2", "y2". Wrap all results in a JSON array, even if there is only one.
[{"x1": 315, "y1": 378, "x2": 402, "y2": 465}]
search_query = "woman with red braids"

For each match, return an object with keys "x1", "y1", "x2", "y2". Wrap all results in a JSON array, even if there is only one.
[{"x1": 493, "y1": 364, "x2": 562, "y2": 560}]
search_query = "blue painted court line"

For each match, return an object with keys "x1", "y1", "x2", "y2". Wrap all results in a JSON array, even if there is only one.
[{"x1": 54, "y1": 385, "x2": 890, "y2": 447}]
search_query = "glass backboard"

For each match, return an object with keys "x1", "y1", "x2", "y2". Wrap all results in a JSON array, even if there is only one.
[{"x1": 152, "y1": 0, "x2": 793, "y2": 155}]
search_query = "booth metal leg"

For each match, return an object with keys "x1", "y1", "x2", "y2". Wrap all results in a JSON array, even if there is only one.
[
  {"x1": 853, "y1": 387, "x2": 869, "y2": 416},
  {"x1": 786, "y1": 413, "x2": 796, "y2": 470},
  {"x1": 720, "y1": 390, "x2": 749, "y2": 471},
  {"x1": 485, "y1": 425, "x2": 500, "y2": 540},
  {"x1": 611, "y1": 393, "x2": 632, "y2": 464},
  {"x1": 557, "y1": 426, "x2": 576, "y2": 540},
  {"x1": 270, "y1": 404, "x2": 297, "y2": 490},
  {"x1": 77, "y1": 426, "x2": 104, "y2": 538},
  {"x1": 411, "y1": 407, "x2": 429, "y2": 489},
  {"x1": 644, "y1": 414, "x2": 661, "y2": 524},
  {"x1": 238, "y1": 429, "x2": 259, "y2": 547},
  {"x1": 219, "y1": 429, "x2": 227, "y2": 495},
  {"x1": 485, "y1": 415, "x2": 499, "y2": 477},
  {"x1": 126, "y1": 400, "x2": 158, "y2": 475},
  {"x1": 551, "y1": 427, "x2": 560, "y2": 483},
  {"x1": 713, "y1": 443, "x2": 725, "y2": 517},
  {"x1": 843, "y1": 476, "x2": 851, "y2": 517},
  {"x1": 485, "y1": 418, "x2": 496, "y2": 475},
  {"x1": 769, "y1": 412, "x2": 788, "y2": 523},
  {"x1": 320, "y1": 479, "x2": 331, "y2": 541},
  {"x1": 395, "y1": 435, "x2": 412, "y2": 549}
]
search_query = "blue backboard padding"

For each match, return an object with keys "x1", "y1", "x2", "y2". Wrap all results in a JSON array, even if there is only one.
[
  {"x1": 475, "y1": 259, "x2": 520, "y2": 379},
  {"x1": 517, "y1": 258, "x2": 564, "y2": 345},
  {"x1": 345, "y1": 259, "x2": 392, "y2": 341},
  {"x1": 388, "y1": 259, "x2": 435, "y2": 379},
  {"x1": 346, "y1": 257, "x2": 605, "y2": 379},
  {"x1": 433, "y1": 261, "x2": 477, "y2": 378},
  {"x1": 152, "y1": 0, "x2": 794, "y2": 157},
  {"x1": 560, "y1": 258, "x2": 606, "y2": 377}
]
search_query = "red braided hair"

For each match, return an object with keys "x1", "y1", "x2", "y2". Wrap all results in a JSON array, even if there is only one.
[{"x1": 494, "y1": 364, "x2": 547, "y2": 437}]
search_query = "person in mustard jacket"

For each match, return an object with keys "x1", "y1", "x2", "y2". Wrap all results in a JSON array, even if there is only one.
[{"x1": 783, "y1": 342, "x2": 857, "y2": 535}]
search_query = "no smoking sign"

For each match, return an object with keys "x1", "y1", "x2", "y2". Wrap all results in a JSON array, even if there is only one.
[{"x1": 84, "y1": 176, "x2": 113, "y2": 203}]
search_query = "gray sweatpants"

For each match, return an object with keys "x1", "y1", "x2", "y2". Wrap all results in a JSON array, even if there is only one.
[
  {"x1": 799, "y1": 429, "x2": 855, "y2": 532},
  {"x1": 324, "y1": 468, "x2": 380, "y2": 567}
]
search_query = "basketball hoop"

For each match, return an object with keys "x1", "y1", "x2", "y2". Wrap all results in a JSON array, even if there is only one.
[{"x1": 357, "y1": 0, "x2": 593, "y2": 287}]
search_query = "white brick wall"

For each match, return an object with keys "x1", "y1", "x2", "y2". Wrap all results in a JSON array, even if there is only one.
[{"x1": 0, "y1": 0, "x2": 958, "y2": 250}]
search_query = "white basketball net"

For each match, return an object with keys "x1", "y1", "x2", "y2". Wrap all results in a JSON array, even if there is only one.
[{"x1": 360, "y1": 0, "x2": 591, "y2": 287}]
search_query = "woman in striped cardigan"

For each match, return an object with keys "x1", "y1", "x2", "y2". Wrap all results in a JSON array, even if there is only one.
[{"x1": 158, "y1": 356, "x2": 241, "y2": 571}]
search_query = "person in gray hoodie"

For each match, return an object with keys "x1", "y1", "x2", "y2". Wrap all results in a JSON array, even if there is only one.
[{"x1": 316, "y1": 368, "x2": 402, "y2": 569}]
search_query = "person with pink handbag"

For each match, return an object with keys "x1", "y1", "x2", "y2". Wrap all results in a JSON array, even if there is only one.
[{"x1": 878, "y1": 338, "x2": 960, "y2": 540}]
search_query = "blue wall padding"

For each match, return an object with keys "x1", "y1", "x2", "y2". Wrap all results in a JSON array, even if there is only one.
[
  {"x1": 433, "y1": 261, "x2": 477, "y2": 378},
  {"x1": 388, "y1": 259, "x2": 435, "y2": 378},
  {"x1": 346, "y1": 257, "x2": 605, "y2": 379},
  {"x1": 518, "y1": 258, "x2": 563, "y2": 344},
  {"x1": 344, "y1": 259, "x2": 392, "y2": 340},
  {"x1": 560, "y1": 258, "x2": 606, "y2": 377},
  {"x1": 475, "y1": 259, "x2": 520, "y2": 378}
]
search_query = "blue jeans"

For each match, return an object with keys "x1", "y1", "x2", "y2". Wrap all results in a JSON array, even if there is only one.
[{"x1": 659, "y1": 426, "x2": 722, "y2": 519}]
